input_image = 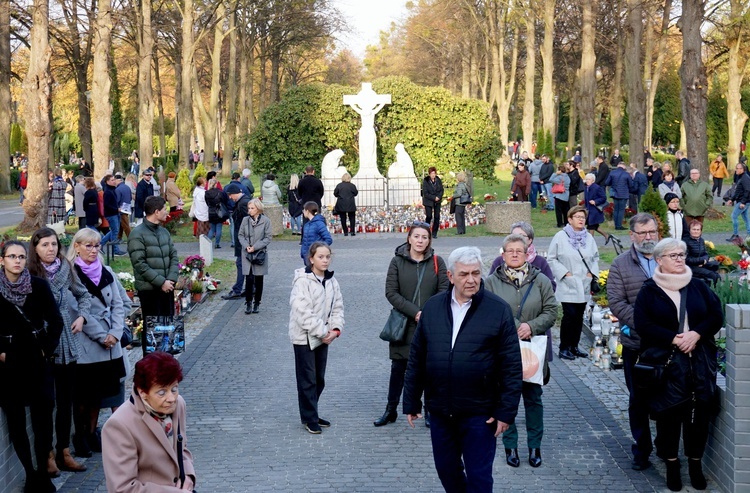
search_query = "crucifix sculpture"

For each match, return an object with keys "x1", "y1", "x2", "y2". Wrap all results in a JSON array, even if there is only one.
[{"x1": 343, "y1": 83, "x2": 391, "y2": 177}]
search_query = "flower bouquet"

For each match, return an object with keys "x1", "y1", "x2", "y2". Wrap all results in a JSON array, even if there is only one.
[
  {"x1": 184, "y1": 255, "x2": 205, "y2": 271},
  {"x1": 117, "y1": 272, "x2": 135, "y2": 292},
  {"x1": 594, "y1": 269, "x2": 609, "y2": 307}
]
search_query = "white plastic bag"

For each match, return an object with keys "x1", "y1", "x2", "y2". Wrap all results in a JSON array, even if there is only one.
[{"x1": 520, "y1": 335, "x2": 547, "y2": 385}]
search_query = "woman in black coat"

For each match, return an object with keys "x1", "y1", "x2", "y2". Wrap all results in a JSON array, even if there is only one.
[
  {"x1": 205, "y1": 178, "x2": 229, "y2": 248},
  {"x1": 0, "y1": 240, "x2": 64, "y2": 492},
  {"x1": 634, "y1": 238, "x2": 722, "y2": 492},
  {"x1": 333, "y1": 173, "x2": 359, "y2": 236},
  {"x1": 83, "y1": 177, "x2": 100, "y2": 230}
]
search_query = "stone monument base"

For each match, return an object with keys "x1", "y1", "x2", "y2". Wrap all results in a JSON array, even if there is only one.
[
  {"x1": 485, "y1": 201, "x2": 531, "y2": 234},
  {"x1": 264, "y1": 204, "x2": 284, "y2": 236}
]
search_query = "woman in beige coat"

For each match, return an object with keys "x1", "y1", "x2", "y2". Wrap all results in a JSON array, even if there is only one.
[
  {"x1": 102, "y1": 352, "x2": 195, "y2": 492},
  {"x1": 165, "y1": 172, "x2": 182, "y2": 212}
]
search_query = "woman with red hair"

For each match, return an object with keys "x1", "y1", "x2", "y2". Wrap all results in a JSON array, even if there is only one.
[{"x1": 102, "y1": 352, "x2": 196, "y2": 491}]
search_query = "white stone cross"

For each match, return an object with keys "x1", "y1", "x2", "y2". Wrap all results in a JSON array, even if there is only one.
[{"x1": 343, "y1": 83, "x2": 391, "y2": 177}]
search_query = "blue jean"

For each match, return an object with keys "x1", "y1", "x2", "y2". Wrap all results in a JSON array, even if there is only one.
[
  {"x1": 732, "y1": 202, "x2": 750, "y2": 236},
  {"x1": 530, "y1": 182, "x2": 543, "y2": 208},
  {"x1": 208, "y1": 222, "x2": 223, "y2": 247},
  {"x1": 291, "y1": 214, "x2": 302, "y2": 233},
  {"x1": 543, "y1": 183, "x2": 554, "y2": 209},
  {"x1": 101, "y1": 214, "x2": 124, "y2": 253},
  {"x1": 429, "y1": 413, "x2": 497, "y2": 493},
  {"x1": 613, "y1": 198, "x2": 628, "y2": 229},
  {"x1": 231, "y1": 255, "x2": 244, "y2": 295}
]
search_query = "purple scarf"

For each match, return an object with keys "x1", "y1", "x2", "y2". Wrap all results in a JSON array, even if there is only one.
[
  {"x1": 75, "y1": 256, "x2": 103, "y2": 286},
  {"x1": 43, "y1": 258, "x2": 62, "y2": 282},
  {"x1": 564, "y1": 224, "x2": 588, "y2": 250},
  {"x1": 0, "y1": 268, "x2": 32, "y2": 307}
]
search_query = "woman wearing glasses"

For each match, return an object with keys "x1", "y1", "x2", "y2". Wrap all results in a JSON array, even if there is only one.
[
  {"x1": 547, "y1": 206, "x2": 599, "y2": 361},
  {"x1": 66, "y1": 228, "x2": 126, "y2": 456},
  {"x1": 634, "y1": 238, "x2": 722, "y2": 492},
  {"x1": 374, "y1": 222, "x2": 449, "y2": 427},
  {"x1": 0, "y1": 240, "x2": 63, "y2": 492}
]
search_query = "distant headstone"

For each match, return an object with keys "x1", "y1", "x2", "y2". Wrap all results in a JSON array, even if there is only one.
[
  {"x1": 264, "y1": 204, "x2": 284, "y2": 236},
  {"x1": 199, "y1": 234, "x2": 213, "y2": 266}
]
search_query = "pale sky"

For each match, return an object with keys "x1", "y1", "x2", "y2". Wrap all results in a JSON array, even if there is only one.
[{"x1": 332, "y1": 0, "x2": 409, "y2": 59}]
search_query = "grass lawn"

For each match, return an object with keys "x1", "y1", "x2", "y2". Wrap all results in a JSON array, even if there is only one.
[{"x1": 107, "y1": 255, "x2": 237, "y2": 289}]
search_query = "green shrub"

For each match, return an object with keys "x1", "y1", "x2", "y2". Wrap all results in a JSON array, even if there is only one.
[
  {"x1": 639, "y1": 184, "x2": 669, "y2": 238},
  {"x1": 176, "y1": 168, "x2": 193, "y2": 198},
  {"x1": 121, "y1": 132, "x2": 138, "y2": 155},
  {"x1": 10, "y1": 124, "x2": 23, "y2": 154},
  {"x1": 192, "y1": 163, "x2": 207, "y2": 185}
]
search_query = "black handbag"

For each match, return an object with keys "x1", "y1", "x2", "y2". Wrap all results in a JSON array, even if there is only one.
[
  {"x1": 380, "y1": 263, "x2": 426, "y2": 343},
  {"x1": 459, "y1": 193, "x2": 473, "y2": 204},
  {"x1": 633, "y1": 292, "x2": 686, "y2": 392},
  {"x1": 567, "y1": 232, "x2": 600, "y2": 294},
  {"x1": 216, "y1": 202, "x2": 229, "y2": 220},
  {"x1": 245, "y1": 249, "x2": 266, "y2": 265}
]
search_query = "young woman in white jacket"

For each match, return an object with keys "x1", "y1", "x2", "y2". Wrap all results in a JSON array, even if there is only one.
[{"x1": 289, "y1": 242, "x2": 344, "y2": 434}]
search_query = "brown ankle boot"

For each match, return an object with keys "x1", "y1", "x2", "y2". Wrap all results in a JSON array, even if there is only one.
[
  {"x1": 47, "y1": 450, "x2": 61, "y2": 477},
  {"x1": 56, "y1": 448, "x2": 87, "y2": 472}
]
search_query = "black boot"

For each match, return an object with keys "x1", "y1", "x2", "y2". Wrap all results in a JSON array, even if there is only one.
[
  {"x1": 252, "y1": 302, "x2": 260, "y2": 314},
  {"x1": 244, "y1": 303, "x2": 253, "y2": 315},
  {"x1": 688, "y1": 458, "x2": 707, "y2": 490},
  {"x1": 529, "y1": 448, "x2": 542, "y2": 467},
  {"x1": 373, "y1": 406, "x2": 398, "y2": 427},
  {"x1": 505, "y1": 448, "x2": 520, "y2": 467},
  {"x1": 72, "y1": 433, "x2": 91, "y2": 458},
  {"x1": 666, "y1": 459, "x2": 682, "y2": 491}
]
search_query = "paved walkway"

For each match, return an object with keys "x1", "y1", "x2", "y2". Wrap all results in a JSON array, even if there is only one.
[{"x1": 51, "y1": 235, "x2": 718, "y2": 492}]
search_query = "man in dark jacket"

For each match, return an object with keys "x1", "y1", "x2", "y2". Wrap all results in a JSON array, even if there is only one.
[
  {"x1": 566, "y1": 160, "x2": 584, "y2": 208},
  {"x1": 134, "y1": 167, "x2": 155, "y2": 223},
  {"x1": 607, "y1": 213, "x2": 659, "y2": 471},
  {"x1": 646, "y1": 158, "x2": 663, "y2": 188},
  {"x1": 610, "y1": 149, "x2": 623, "y2": 166},
  {"x1": 594, "y1": 156, "x2": 610, "y2": 193},
  {"x1": 222, "y1": 183, "x2": 251, "y2": 299},
  {"x1": 404, "y1": 247, "x2": 522, "y2": 492},
  {"x1": 675, "y1": 150, "x2": 691, "y2": 185},
  {"x1": 605, "y1": 163, "x2": 635, "y2": 230},
  {"x1": 298, "y1": 166, "x2": 324, "y2": 211},
  {"x1": 100, "y1": 174, "x2": 126, "y2": 255},
  {"x1": 422, "y1": 167, "x2": 444, "y2": 238},
  {"x1": 538, "y1": 155, "x2": 555, "y2": 210},
  {"x1": 727, "y1": 163, "x2": 750, "y2": 241},
  {"x1": 127, "y1": 196, "x2": 179, "y2": 356},
  {"x1": 115, "y1": 173, "x2": 133, "y2": 241}
]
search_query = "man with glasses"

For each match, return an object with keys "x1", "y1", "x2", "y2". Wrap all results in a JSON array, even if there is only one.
[
  {"x1": 134, "y1": 167, "x2": 155, "y2": 226},
  {"x1": 726, "y1": 163, "x2": 750, "y2": 241},
  {"x1": 128, "y1": 196, "x2": 179, "y2": 356},
  {"x1": 607, "y1": 213, "x2": 659, "y2": 471}
]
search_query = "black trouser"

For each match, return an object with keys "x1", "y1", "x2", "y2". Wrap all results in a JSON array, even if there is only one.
[
  {"x1": 138, "y1": 289, "x2": 175, "y2": 357},
  {"x1": 622, "y1": 348, "x2": 654, "y2": 462},
  {"x1": 2, "y1": 397, "x2": 54, "y2": 475},
  {"x1": 712, "y1": 177, "x2": 724, "y2": 196},
  {"x1": 656, "y1": 401, "x2": 710, "y2": 459},
  {"x1": 244, "y1": 274, "x2": 264, "y2": 305},
  {"x1": 555, "y1": 198, "x2": 570, "y2": 227},
  {"x1": 78, "y1": 217, "x2": 86, "y2": 230},
  {"x1": 559, "y1": 302, "x2": 586, "y2": 350},
  {"x1": 455, "y1": 205, "x2": 466, "y2": 234},
  {"x1": 386, "y1": 359, "x2": 408, "y2": 408},
  {"x1": 425, "y1": 205, "x2": 440, "y2": 236},
  {"x1": 53, "y1": 362, "x2": 77, "y2": 452},
  {"x1": 293, "y1": 343, "x2": 328, "y2": 425},
  {"x1": 340, "y1": 211, "x2": 356, "y2": 235}
]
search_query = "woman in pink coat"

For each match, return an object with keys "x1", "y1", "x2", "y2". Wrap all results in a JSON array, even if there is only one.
[{"x1": 102, "y1": 352, "x2": 196, "y2": 491}]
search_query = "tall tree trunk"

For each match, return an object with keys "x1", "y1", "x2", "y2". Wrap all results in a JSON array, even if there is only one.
[
  {"x1": 20, "y1": 0, "x2": 52, "y2": 232},
  {"x1": 91, "y1": 0, "x2": 112, "y2": 181},
  {"x1": 222, "y1": 7, "x2": 238, "y2": 178},
  {"x1": 726, "y1": 0, "x2": 748, "y2": 168},
  {"x1": 471, "y1": 40, "x2": 481, "y2": 100},
  {"x1": 609, "y1": 2, "x2": 623, "y2": 150},
  {"x1": 577, "y1": 0, "x2": 597, "y2": 165},
  {"x1": 137, "y1": 0, "x2": 154, "y2": 169},
  {"x1": 178, "y1": 0, "x2": 194, "y2": 168},
  {"x1": 624, "y1": 0, "x2": 645, "y2": 168},
  {"x1": 522, "y1": 3, "x2": 536, "y2": 154},
  {"x1": 567, "y1": 94, "x2": 578, "y2": 159},
  {"x1": 646, "y1": 0, "x2": 672, "y2": 153},
  {"x1": 488, "y1": 1, "x2": 517, "y2": 157},
  {"x1": 173, "y1": 59, "x2": 181, "y2": 158},
  {"x1": 270, "y1": 50, "x2": 280, "y2": 102},
  {"x1": 0, "y1": 0, "x2": 10, "y2": 194},
  {"x1": 237, "y1": 43, "x2": 248, "y2": 167},
  {"x1": 76, "y1": 64, "x2": 93, "y2": 165},
  {"x1": 540, "y1": 0, "x2": 555, "y2": 144},
  {"x1": 154, "y1": 48, "x2": 166, "y2": 161},
  {"x1": 678, "y1": 0, "x2": 708, "y2": 175},
  {"x1": 461, "y1": 39, "x2": 471, "y2": 99}
]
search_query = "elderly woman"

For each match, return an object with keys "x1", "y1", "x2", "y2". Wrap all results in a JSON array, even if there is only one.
[
  {"x1": 164, "y1": 171, "x2": 182, "y2": 212},
  {"x1": 451, "y1": 172, "x2": 471, "y2": 235},
  {"x1": 102, "y1": 351, "x2": 195, "y2": 492},
  {"x1": 550, "y1": 165, "x2": 571, "y2": 227},
  {"x1": 333, "y1": 172, "x2": 359, "y2": 236},
  {"x1": 28, "y1": 228, "x2": 91, "y2": 473},
  {"x1": 512, "y1": 162, "x2": 531, "y2": 203},
  {"x1": 289, "y1": 242, "x2": 344, "y2": 434},
  {"x1": 375, "y1": 221, "x2": 449, "y2": 427},
  {"x1": 192, "y1": 176, "x2": 209, "y2": 237},
  {"x1": 659, "y1": 170, "x2": 682, "y2": 200},
  {"x1": 486, "y1": 234, "x2": 557, "y2": 469},
  {"x1": 48, "y1": 168, "x2": 68, "y2": 223},
  {"x1": 239, "y1": 198, "x2": 272, "y2": 314},
  {"x1": 0, "y1": 240, "x2": 63, "y2": 492},
  {"x1": 205, "y1": 178, "x2": 229, "y2": 248},
  {"x1": 66, "y1": 228, "x2": 126, "y2": 456},
  {"x1": 261, "y1": 173, "x2": 283, "y2": 205},
  {"x1": 634, "y1": 238, "x2": 722, "y2": 492},
  {"x1": 583, "y1": 173, "x2": 610, "y2": 242},
  {"x1": 548, "y1": 205, "x2": 599, "y2": 360}
]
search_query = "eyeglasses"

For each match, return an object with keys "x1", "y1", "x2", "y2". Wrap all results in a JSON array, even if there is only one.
[
  {"x1": 3, "y1": 254, "x2": 26, "y2": 260},
  {"x1": 571, "y1": 215, "x2": 586, "y2": 220},
  {"x1": 632, "y1": 229, "x2": 658, "y2": 238},
  {"x1": 662, "y1": 252, "x2": 686, "y2": 260},
  {"x1": 504, "y1": 249, "x2": 525, "y2": 255},
  {"x1": 82, "y1": 243, "x2": 101, "y2": 251}
]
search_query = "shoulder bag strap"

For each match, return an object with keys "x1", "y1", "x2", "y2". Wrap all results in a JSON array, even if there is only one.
[
  {"x1": 412, "y1": 262, "x2": 427, "y2": 307},
  {"x1": 517, "y1": 279, "x2": 536, "y2": 319},
  {"x1": 176, "y1": 422, "x2": 186, "y2": 488},
  {"x1": 564, "y1": 230, "x2": 596, "y2": 278},
  {"x1": 678, "y1": 286, "x2": 688, "y2": 333},
  {"x1": 433, "y1": 255, "x2": 439, "y2": 275}
]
